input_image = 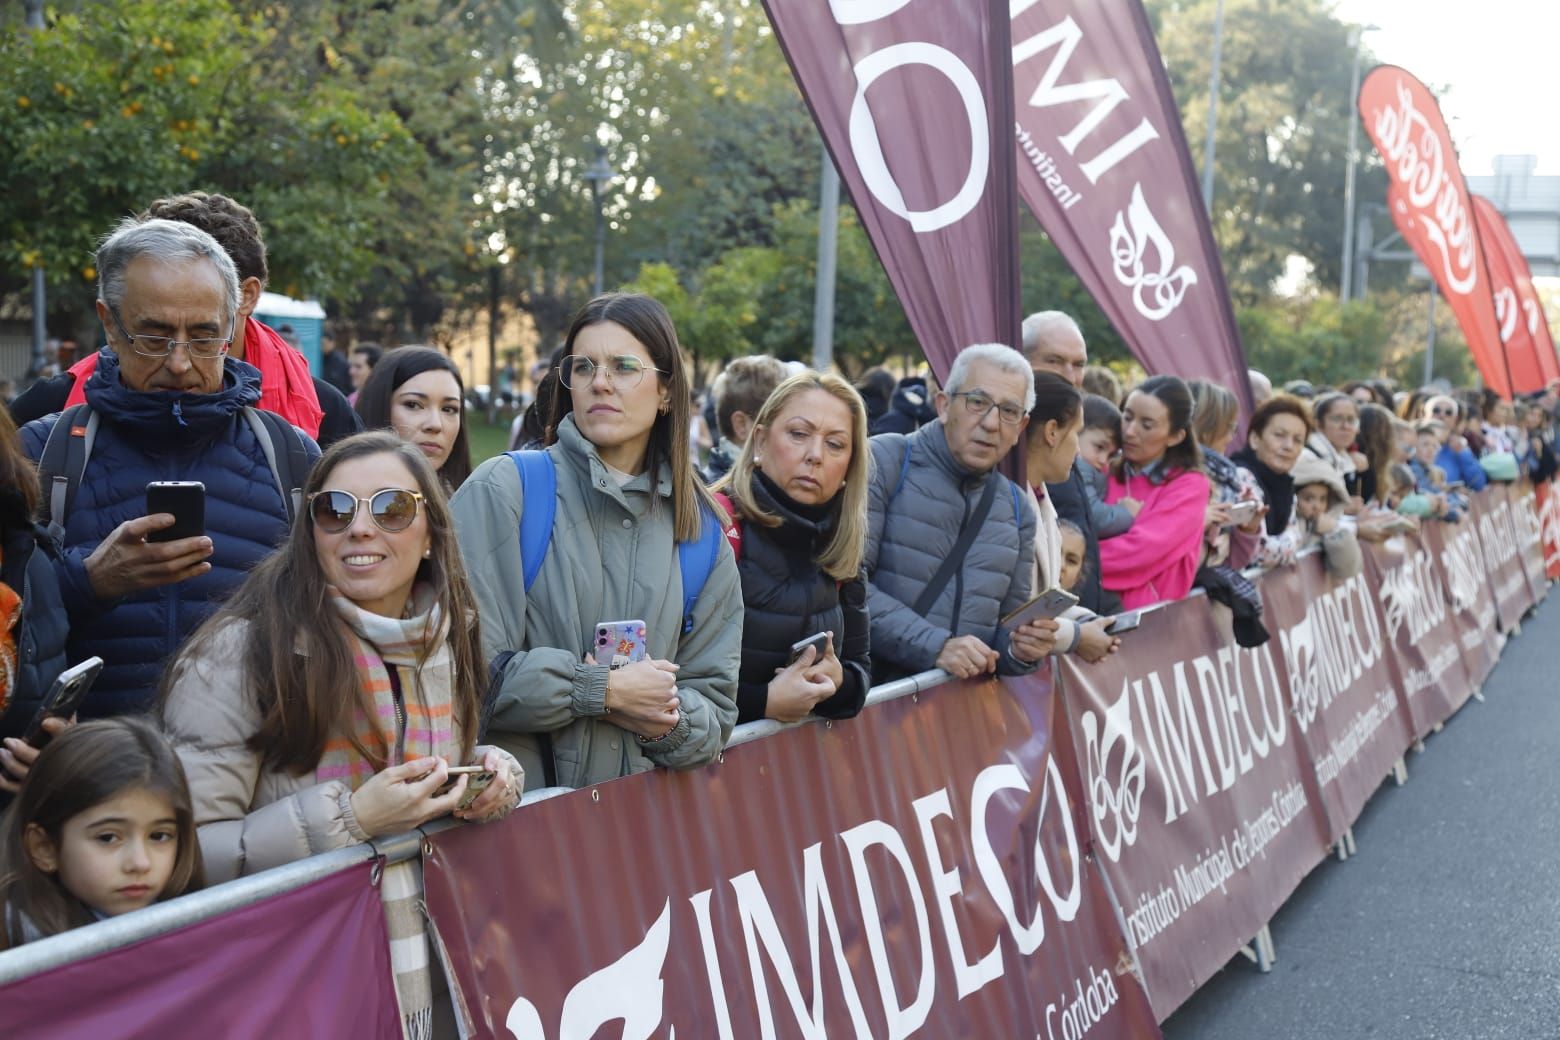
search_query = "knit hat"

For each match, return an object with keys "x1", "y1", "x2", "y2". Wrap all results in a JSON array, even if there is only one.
[{"x1": 1289, "y1": 454, "x2": 1349, "y2": 506}]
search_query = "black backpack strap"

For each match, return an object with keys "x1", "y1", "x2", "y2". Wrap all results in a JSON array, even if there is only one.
[
  {"x1": 911, "y1": 473, "x2": 1000, "y2": 618},
  {"x1": 244, "y1": 408, "x2": 309, "y2": 522},
  {"x1": 36, "y1": 404, "x2": 96, "y2": 542}
]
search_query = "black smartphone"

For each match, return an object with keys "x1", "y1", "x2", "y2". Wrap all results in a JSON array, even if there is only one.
[
  {"x1": 1106, "y1": 611, "x2": 1143, "y2": 634},
  {"x1": 787, "y1": 631, "x2": 832, "y2": 666},
  {"x1": 146, "y1": 481, "x2": 206, "y2": 543},
  {"x1": 22, "y1": 657, "x2": 104, "y2": 748}
]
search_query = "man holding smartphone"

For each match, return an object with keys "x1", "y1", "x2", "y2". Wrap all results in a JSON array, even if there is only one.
[{"x1": 18, "y1": 219, "x2": 319, "y2": 722}]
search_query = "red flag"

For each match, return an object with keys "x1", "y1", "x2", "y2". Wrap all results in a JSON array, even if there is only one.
[
  {"x1": 1359, "y1": 66, "x2": 1511, "y2": 395},
  {"x1": 759, "y1": 0, "x2": 1022, "y2": 380},
  {"x1": 1472, "y1": 194, "x2": 1560, "y2": 390},
  {"x1": 1009, "y1": 0, "x2": 1252, "y2": 417}
]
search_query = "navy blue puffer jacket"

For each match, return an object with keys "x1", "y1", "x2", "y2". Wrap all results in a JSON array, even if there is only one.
[
  {"x1": 21, "y1": 350, "x2": 320, "y2": 719},
  {"x1": 0, "y1": 489, "x2": 70, "y2": 739}
]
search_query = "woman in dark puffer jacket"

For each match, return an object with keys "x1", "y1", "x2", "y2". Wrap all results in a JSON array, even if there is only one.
[{"x1": 714, "y1": 372, "x2": 873, "y2": 725}]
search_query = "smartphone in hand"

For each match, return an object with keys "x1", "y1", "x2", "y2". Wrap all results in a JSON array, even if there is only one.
[
  {"x1": 593, "y1": 620, "x2": 647, "y2": 669},
  {"x1": 145, "y1": 481, "x2": 206, "y2": 543},
  {"x1": 787, "y1": 631, "x2": 832, "y2": 666},
  {"x1": 22, "y1": 657, "x2": 104, "y2": 748}
]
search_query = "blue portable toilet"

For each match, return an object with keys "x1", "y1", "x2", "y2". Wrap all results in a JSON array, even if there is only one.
[{"x1": 253, "y1": 291, "x2": 327, "y2": 374}]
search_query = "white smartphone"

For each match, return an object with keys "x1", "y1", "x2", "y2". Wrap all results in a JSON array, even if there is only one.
[{"x1": 1227, "y1": 500, "x2": 1259, "y2": 523}]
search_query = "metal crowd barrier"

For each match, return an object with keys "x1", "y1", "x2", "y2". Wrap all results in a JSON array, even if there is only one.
[{"x1": 0, "y1": 669, "x2": 955, "y2": 986}]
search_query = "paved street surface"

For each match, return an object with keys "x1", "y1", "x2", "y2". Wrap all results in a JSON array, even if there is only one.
[{"x1": 1163, "y1": 592, "x2": 1560, "y2": 1040}]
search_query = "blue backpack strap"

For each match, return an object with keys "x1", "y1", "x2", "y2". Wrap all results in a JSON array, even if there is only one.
[
  {"x1": 507, "y1": 450, "x2": 557, "y2": 592},
  {"x1": 677, "y1": 504, "x2": 724, "y2": 635}
]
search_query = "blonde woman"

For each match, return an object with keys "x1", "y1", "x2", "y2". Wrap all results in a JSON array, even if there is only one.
[{"x1": 713, "y1": 372, "x2": 873, "y2": 724}]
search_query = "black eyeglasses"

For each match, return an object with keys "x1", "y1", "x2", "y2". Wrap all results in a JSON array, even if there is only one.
[
  {"x1": 952, "y1": 390, "x2": 1026, "y2": 426},
  {"x1": 107, "y1": 308, "x2": 231, "y2": 360},
  {"x1": 308, "y1": 488, "x2": 425, "y2": 533}
]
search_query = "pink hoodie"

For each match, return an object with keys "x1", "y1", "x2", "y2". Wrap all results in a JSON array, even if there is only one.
[{"x1": 1098, "y1": 466, "x2": 1211, "y2": 608}]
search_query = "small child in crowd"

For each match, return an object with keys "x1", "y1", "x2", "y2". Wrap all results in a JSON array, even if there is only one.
[
  {"x1": 1387, "y1": 463, "x2": 1432, "y2": 520},
  {"x1": 1410, "y1": 423, "x2": 1464, "y2": 521},
  {"x1": 0, "y1": 718, "x2": 203, "y2": 949},
  {"x1": 1057, "y1": 518, "x2": 1088, "y2": 594},
  {"x1": 1077, "y1": 395, "x2": 1138, "y2": 538},
  {"x1": 1289, "y1": 456, "x2": 1363, "y2": 579}
]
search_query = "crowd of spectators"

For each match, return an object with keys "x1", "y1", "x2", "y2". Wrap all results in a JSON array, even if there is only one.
[{"x1": 3, "y1": 196, "x2": 1560, "y2": 1037}]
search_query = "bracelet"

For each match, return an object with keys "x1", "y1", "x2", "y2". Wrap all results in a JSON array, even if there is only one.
[
  {"x1": 602, "y1": 668, "x2": 612, "y2": 715},
  {"x1": 637, "y1": 708, "x2": 685, "y2": 744}
]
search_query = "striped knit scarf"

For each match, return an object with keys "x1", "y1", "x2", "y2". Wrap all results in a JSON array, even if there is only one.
[{"x1": 326, "y1": 587, "x2": 461, "y2": 1040}]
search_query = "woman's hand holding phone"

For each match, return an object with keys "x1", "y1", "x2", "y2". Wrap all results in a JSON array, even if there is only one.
[
  {"x1": 603, "y1": 659, "x2": 681, "y2": 738},
  {"x1": 0, "y1": 716, "x2": 72, "y2": 794},
  {"x1": 798, "y1": 636, "x2": 843, "y2": 691},
  {"x1": 767, "y1": 645, "x2": 836, "y2": 723},
  {"x1": 349, "y1": 757, "x2": 468, "y2": 838},
  {"x1": 454, "y1": 749, "x2": 521, "y2": 823}
]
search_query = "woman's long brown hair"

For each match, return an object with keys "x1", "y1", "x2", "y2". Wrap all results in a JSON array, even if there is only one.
[
  {"x1": 544, "y1": 292, "x2": 720, "y2": 543},
  {"x1": 158, "y1": 432, "x2": 483, "y2": 775}
]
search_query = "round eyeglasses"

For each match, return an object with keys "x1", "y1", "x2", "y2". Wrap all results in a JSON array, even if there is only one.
[
  {"x1": 308, "y1": 488, "x2": 425, "y2": 534},
  {"x1": 559, "y1": 354, "x2": 666, "y2": 391}
]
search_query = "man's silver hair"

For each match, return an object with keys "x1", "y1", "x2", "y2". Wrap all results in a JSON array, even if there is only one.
[
  {"x1": 945, "y1": 343, "x2": 1036, "y2": 412},
  {"x1": 1020, "y1": 310, "x2": 1083, "y2": 359},
  {"x1": 97, "y1": 217, "x2": 241, "y2": 328}
]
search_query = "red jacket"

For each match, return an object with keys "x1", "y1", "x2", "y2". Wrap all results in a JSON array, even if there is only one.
[
  {"x1": 1099, "y1": 465, "x2": 1211, "y2": 608},
  {"x1": 65, "y1": 317, "x2": 324, "y2": 437}
]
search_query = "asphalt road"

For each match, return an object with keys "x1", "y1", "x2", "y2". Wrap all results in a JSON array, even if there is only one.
[{"x1": 1162, "y1": 591, "x2": 1560, "y2": 1040}]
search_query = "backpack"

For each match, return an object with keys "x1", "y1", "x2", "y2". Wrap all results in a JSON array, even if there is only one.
[
  {"x1": 507, "y1": 450, "x2": 722, "y2": 635},
  {"x1": 35, "y1": 403, "x2": 310, "y2": 543}
]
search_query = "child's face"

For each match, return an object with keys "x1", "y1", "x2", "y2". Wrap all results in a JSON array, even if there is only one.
[
  {"x1": 1058, "y1": 529, "x2": 1086, "y2": 590},
  {"x1": 1415, "y1": 432, "x2": 1440, "y2": 466},
  {"x1": 28, "y1": 786, "x2": 179, "y2": 917},
  {"x1": 1077, "y1": 427, "x2": 1116, "y2": 471},
  {"x1": 1295, "y1": 483, "x2": 1331, "y2": 521}
]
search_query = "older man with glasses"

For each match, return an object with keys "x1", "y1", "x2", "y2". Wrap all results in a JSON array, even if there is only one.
[
  {"x1": 18, "y1": 218, "x2": 320, "y2": 723},
  {"x1": 863, "y1": 342, "x2": 1050, "y2": 683},
  {"x1": 1421, "y1": 395, "x2": 1488, "y2": 491}
]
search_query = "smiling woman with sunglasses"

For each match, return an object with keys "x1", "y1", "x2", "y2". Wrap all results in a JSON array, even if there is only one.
[
  {"x1": 450, "y1": 292, "x2": 740, "y2": 791},
  {"x1": 158, "y1": 431, "x2": 521, "y2": 1036}
]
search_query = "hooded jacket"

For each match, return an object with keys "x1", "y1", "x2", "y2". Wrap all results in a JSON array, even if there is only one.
[
  {"x1": 20, "y1": 350, "x2": 319, "y2": 718},
  {"x1": 864, "y1": 423, "x2": 1037, "y2": 678},
  {"x1": 449, "y1": 414, "x2": 741, "y2": 791},
  {"x1": 1289, "y1": 454, "x2": 1364, "y2": 580}
]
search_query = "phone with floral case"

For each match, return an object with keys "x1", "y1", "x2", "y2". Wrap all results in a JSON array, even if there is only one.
[{"x1": 594, "y1": 620, "x2": 648, "y2": 669}]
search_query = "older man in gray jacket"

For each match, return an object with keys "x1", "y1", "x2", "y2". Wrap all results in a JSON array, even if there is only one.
[{"x1": 865, "y1": 343, "x2": 1054, "y2": 681}]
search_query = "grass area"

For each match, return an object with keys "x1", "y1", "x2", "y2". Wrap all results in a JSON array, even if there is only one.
[{"x1": 467, "y1": 416, "x2": 515, "y2": 464}]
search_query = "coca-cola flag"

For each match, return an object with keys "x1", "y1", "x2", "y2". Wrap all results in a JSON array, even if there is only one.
[
  {"x1": 1359, "y1": 66, "x2": 1512, "y2": 396},
  {"x1": 1473, "y1": 194, "x2": 1560, "y2": 390},
  {"x1": 1010, "y1": 0, "x2": 1253, "y2": 416},
  {"x1": 760, "y1": 0, "x2": 1022, "y2": 379}
]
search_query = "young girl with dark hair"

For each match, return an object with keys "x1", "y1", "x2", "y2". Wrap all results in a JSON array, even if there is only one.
[
  {"x1": 0, "y1": 717, "x2": 203, "y2": 948},
  {"x1": 1098, "y1": 375, "x2": 1211, "y2": 607}
]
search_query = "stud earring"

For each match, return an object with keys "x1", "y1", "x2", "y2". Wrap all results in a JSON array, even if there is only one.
[{"x1": 423, "y1": 549, "x2": 432, "y2": 558}]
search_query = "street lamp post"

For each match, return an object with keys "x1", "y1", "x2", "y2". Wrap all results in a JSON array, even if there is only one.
[
  {"x1": 1200, "y1": 0, "x2": 1226, "y2": 210},
  {"x1": 583, "y1": 146, "x2": 613, "y2": 297},
  {"x1": 25, "y1": 0, "x2": 47, "y2": 378},
  {"x1": 1340, "y1": 24, "x2": 1379, "y2": 302}
]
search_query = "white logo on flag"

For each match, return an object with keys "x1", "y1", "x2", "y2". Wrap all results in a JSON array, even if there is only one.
[
  {"x1": 1081, "y1": 679, "x2": 1146, "y2": 862},
  {"x1": 1108, "y1": 184, "x2": 1198, "y2": 321}
]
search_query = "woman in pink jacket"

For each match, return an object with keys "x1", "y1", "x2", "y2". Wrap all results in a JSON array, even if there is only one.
[{"x1": 1099, "y1": 375, "x2": 1210, "y2": 607}]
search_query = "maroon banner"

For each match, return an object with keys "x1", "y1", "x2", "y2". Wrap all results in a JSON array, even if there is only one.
[
  {"x1": 1472, "y1": 485, "x2": 1538, "y2": 631},
  {"x1": 1055, "y1": 599, "x2": 1330, "y2": 1021},
  {"x1": 1509, "y1": 482, "x2": 1549, "y2": 608},
  {"x1": 0, "y1": 865, "x2": 398, "y2": 1040},
  {"x1": 1009, "y1": 0, "x2": 1252, "y2": 417},
  {"x1": 1362, "y1": 527, "x2": 1474, "y2": 738},
  {"x1": 761, "y1": 0, "x2": 1021, "y2": 380},
  {"x1": 1359, "y1": 66, "x2": 1511, "y2": 397},
  {"x1": 1260, "y1": 556, "x2": 1415, "y2": 844},
  {"x1": 1537, "y1": 479, "x2": 1560, "y2": 580},
  {"x1": 425, "y1": 673, "x2": 1160, "y2": 1039},
  {"x1": 1473, "y1": 196, "x2": 1555, "y2": 392}
]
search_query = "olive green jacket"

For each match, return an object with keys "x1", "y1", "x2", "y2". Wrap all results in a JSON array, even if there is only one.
[{"x1": 450, "y1": 415, "x2": 741, "y2": 790}]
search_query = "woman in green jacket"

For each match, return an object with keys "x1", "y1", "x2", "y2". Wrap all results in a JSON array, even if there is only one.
[{"x1": 451, "y1": 293, "x2": 741, "y2": 790}]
